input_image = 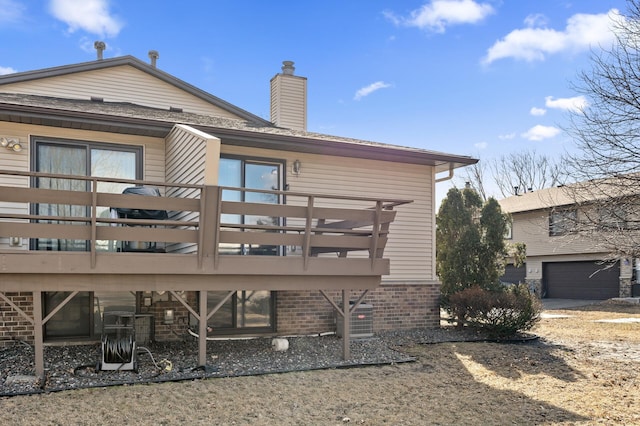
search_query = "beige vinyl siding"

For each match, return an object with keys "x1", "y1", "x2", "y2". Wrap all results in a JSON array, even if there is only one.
[
  {"x1": 270, "y1": 75, "x2": 307, "y2": 130},
  {"x1": 0, "y1": 126, "x2": 29, "y2": 249},
  {"x1": 512, "y1": 210, "x2": 609, "y2": 256},
  {"x1": 221, "y1": 144, "x2": 434, "y2": 282},
  {"x1": 0, "y1": 65, "x2": 242, "y2": 119},
  {"x1": 165, "y1": 125, "x2": 221, "y2": 254}
]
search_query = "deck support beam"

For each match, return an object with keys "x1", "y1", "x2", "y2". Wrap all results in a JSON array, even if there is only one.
[
  {"x1": 320, "y1": 289, "x2": 369, "y2": 360},
  {"x1": 33, "y1": 291, "x2": 44, "y2": 380},
  {"x1": 199, "y1": 290, "x2": 208, "y2": 368}
]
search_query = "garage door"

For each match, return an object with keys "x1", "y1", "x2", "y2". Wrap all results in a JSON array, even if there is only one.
[{"x1": 543, "y1": 261, "x2": 619, "y2": 299}]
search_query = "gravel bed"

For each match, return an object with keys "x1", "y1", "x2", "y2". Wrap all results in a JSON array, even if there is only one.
[{"x1": 0, "y1": 327, "x2": 485, "y2": 396}]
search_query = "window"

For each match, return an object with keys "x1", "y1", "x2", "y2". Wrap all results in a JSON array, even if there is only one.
[
  {"x1": 504, "y1": 219, "x2": 513, "y2": 239},
  {"x1": 43, "y1": 287, "x2": 138, "y2": 341},
  {"x1": 203, "y1": 290, "x2": 274, "y2": 334},
  {"x1": 549, "y1": 209, "x2": 577, "y2": 236},
  {"x1": 598, "y1": 206, "x2": 627, "y2": 231}
]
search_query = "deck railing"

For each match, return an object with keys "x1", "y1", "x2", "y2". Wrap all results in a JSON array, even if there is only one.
[{"x1": 0, "y1": 169, "x2": 411, "y2": 271}]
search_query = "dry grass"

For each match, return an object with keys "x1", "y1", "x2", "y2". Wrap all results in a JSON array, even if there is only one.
[{"x1": 2, "y1": 301, "x2": 640, "y2": 425}]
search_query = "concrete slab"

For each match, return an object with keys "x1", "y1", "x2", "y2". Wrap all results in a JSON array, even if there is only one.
[
  {"x1": 610, "y1": 297, "x2": 640, "y2": 304},
  {"x1": 541, "y1": 299, "x2": 604, "y2": 310},
  {"x1": 540, "y1": 313, "x2": 573, "y2": 319}
]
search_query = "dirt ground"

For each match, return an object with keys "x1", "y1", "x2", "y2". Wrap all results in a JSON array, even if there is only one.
[{"x1": 2, "y1": 300, "x2": 639, "y2": 425}]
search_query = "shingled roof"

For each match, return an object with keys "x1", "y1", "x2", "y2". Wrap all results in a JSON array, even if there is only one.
[{"x1": 0, "y1": 92, "x2": 477, "y2": 171}]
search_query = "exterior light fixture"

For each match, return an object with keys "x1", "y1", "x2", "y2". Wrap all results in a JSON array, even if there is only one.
[
  {"x1": 292, "y1": 159, "x2": 301, "y2": 175},
  {"x1": 163, "y1": 308, "x2": 175, "y2": 324},
  {"x1": 0, "y1": 137, "x2": 23, "y2": 152}
]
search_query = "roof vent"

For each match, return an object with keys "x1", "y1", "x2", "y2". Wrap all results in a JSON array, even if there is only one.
[
  {"x1": 90, "y1": 96, "x2": 104, "y2": 102},
  {"x1": 149, "y1": 50, "x2": 159, "y2": 67},
  {"x1": 169, "y1": 106, "x2": 183, "y2": 113},
  {"x1": 94, "y1": 41, "x2": 106, "y2": 60}
]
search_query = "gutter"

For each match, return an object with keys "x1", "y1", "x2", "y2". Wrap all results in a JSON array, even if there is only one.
[{"x1": 434, "y1": 163, "x2": 455, "y2": 183}]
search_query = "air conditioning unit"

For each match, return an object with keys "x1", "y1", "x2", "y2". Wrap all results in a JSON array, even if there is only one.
[{"x1": 336, "y1": 303, "x2": 373, "y2": 338}]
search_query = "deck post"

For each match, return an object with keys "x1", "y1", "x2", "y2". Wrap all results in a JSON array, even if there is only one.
[
  {"x1": 198, "y1": 290, "x2": 208, "y2": 367},
  {"x1": 342, "y1": 289, "x2": 350, "y2": 360},
  {"x1": 33, "y1": 291, "x2": 44, "y2": 380}
]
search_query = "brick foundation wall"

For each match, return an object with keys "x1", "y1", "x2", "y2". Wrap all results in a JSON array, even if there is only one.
[
  {"x1": 0, "y1": 285, "x2": 442, "y2": 347},
  {"x1": 276, "y1": 283, "x2": 441, "y2": 335},
  {"x1": 136, "y1": 293, "x2": 195, "y2": 342},
  {"x1": 0, "y1": 292, "x2": 35, "y2": 347}
]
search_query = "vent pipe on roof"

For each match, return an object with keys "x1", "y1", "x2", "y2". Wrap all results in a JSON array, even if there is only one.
[
  {"x1": 149, "y1": 50, "x2": 159, "y2": 67},
  {"x1": 94, "y1": 41, "x2": 106, "y2": 60}
]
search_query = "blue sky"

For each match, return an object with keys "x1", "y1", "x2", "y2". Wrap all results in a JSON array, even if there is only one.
[{"x1": 0, "y1": 0, "x2": 628, "y2": 201}]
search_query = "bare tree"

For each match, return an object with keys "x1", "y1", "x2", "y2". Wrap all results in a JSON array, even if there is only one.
[
  {"x1": 459, "y1": 161, "x2": 488, "y2": 201},
  {"x1": 564, "y1": 0, "x2": 640, "y2": 258},
  {"x1": 491, "y1": 150, "x2": 564, "y2": 198},
  {"x1": 458, "y1": 150, "x2": 564, "y2": 201}
]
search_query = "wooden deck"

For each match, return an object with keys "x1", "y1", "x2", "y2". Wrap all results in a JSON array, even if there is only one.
[{"x1": 0, "y1": 169, "x2": 411, "y2": 376}]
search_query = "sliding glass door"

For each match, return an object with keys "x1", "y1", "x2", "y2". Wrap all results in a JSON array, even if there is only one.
[{"x1": 34, "y1": 140, "x2": 140, "y2": 251}]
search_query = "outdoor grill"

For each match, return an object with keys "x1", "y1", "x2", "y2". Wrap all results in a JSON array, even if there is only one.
[{"x1": 114, "y1": 186, "x2": 168, "y2": 252}]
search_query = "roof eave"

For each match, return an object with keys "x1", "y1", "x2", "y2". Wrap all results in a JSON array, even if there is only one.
[{"x1": 0, "y1": 103, "x2": 477, "y2": 169}]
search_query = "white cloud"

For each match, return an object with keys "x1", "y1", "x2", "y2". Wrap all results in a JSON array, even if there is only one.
[
  {"x1": 385, "y1": 0, "x2": 494, "y2": 33},
  {"x1": 530, "y1": 107, "x2": 546, "y2": 116},
  {"x1": 0, "y1": 66, "x2": 17, "y2": 75},
  {"x1": 524, "y1": 13, "x2": 548, "y2": 28},
  {"x1": 49, "y1": 0, "x2": 123, "y2": 38},
  {"x1": 482, "y1": 9, "x2": 619, "y2": 64},
  {"x1": 545, "y1": 95, "x2": 588, "y2": 112},
  {"x1": 521, "y1": 125, "x2": 561, "y2": 141},
  {"x1": 474, "y1": 141, "x2": 488, "y2": 149},
  {"x1": 498, "y1": 133, "x2": 516, "y2": 140},
  {"x1": 0, "y1": 0, "x2": 25, "y2": 24},
  {"x1": 354, "y1": 81, "x2": 392, "y2": 101}
]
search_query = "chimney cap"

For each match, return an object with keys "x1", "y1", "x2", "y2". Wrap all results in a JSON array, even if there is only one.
[{"x1": 281, "y1": 61, "x2": 295, "y2": 75}]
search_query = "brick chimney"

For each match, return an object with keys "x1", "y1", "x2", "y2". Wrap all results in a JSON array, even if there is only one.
[{"x1": 270, "y1": 61, "x2": 307, "y2": 131}]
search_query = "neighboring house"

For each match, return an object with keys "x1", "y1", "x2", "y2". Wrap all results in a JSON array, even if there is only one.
[
  {"x1": 499, "y1": 184, "x2": 634, "y2": 300},
  {"x1": 0, "y1": 51, "x2": 476, "y2": 375}
]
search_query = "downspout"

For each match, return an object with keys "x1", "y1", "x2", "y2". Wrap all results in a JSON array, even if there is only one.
[
  {"x1": 435, "y1": 163, "x2": 454, "y2": 183},
  {"x1": 433, "y1": 162, "x2": 454, "y2": 283}
]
